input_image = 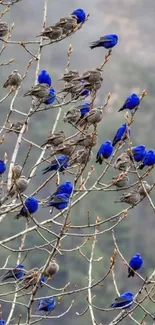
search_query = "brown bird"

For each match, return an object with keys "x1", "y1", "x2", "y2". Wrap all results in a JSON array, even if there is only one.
[
  {"x1": 63, "y1": 107, "x2": 81, "y2": 124},
  {"x1": 115, "y1": 189, "x2": 140, "y2": 205},
  {"x1": 6, "y1": 121, "x2": 28, "y2": 134},
  {"x1": 138, "y1": 181, "x2": 152, "y2": 196},
  {"x1": 114, "y1": 152, "x2": 131, "y2": 171},
  {"x1": 69, "y1": 148, "x2": 93, "y2": 166},
  {"x1": 3, "y1": 70, "x2": 22, "y2": 88},
  {"x1": 111, "y1": 173, "x2": 129, "y2": 188},
  {"x1": 37, "y1": 26, "x2": 63, "y2": 40},
  {"x1": 24, "y1": 84, "x2": 49, "y2": 99},
  {"x1": 59, "y1": 70, "x2": 79, "y2": 82},
  {"x1": 55, "y1": 16, "x2": 77, "y2": 33},
  {"x1": 73, "y1": 68, "x2": 102, "y2": 84},
  {"x1": 75, "y1": 133, "x2": 97, "y2": 148},
  {"x1": 41, "y1": 131, "x2": 65, "y2": 147},
  {"x1": 52, "y1": 140, "x2": 76, "y2": 157},
  {"x1": 12, "y1": 164, "x2": 22, "y2": 179},
  {"x1": 9, "y1": 175, "x2": 28, "y2": 197},
  {"x1": 0, "y1": 22, "x2": 9, "y2": 37},
  {"x1": 58, "y1": 80, "x2": 85, "y2": 96},
  {"x1": 42, "y1": 259, "x2": 59, "y2": 279},
  {"x1": 77, "y1": 107, "x2": 104, "y2": 127}
]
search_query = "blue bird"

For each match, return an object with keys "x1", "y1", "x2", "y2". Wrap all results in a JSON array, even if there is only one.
[
  {"x1": 96, "y1": 141, "x2": 113, "y2": 165},
  {"x1": 46, "y1": 192, "x2": 70, "y2": 210},
  {"x1": 90, "y1": 34, "x2": 118, "y2": 50},
  {"x1": 42, "y1": 155, "x2": 69, "y2": 174},
  {"x1": 130, "y1": 145, "x2": 146, "y2": 162},
  {"x1": 111, "y1": 292, "x2": 133, "y2": 309},
  {"x1": 15, "y1": 196, "x2": 39, "y2": 219},
  {"x1": 71, "y1": 8, "x2": 86, "y2": 24},
  {"x1": 2, "y1": 264, "x2": 25, "y2": 281},
  {"x1": 76, "y1": 102, "x2": 90, "y2": 117},
  {"x1": 118, "y1": 93, "x2": 140, "y2": 112},
  {"x1": 139, "y1": 149, "x2": 155, "y2": 170},
  {"x1": 53, "y1": 181, "x2": 73, "y2": 196},
  {"x1": 0, "y1": 160, "x2": 6, "y2": 174},
  {"x1": 112, "y1": 124, "x2": 130, "y2": 147},
  {"x1": 128, "y1": 253, "x2": 143, "y2": 277},
  {"x1": 0, "y1": 320, "x2": 6, "y2": 325},
  {"x1": 44, "y1": 88, "x2": 56, "y2": 105},
  {"x1": 38, "y1": 70, "x2": 52, "y2": 87},
  {"x1": 38, "y1": 297, "x2": 56, "y2": 312}
]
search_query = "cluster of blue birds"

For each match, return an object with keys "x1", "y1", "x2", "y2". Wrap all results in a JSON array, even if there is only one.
[{"x1": 0, "y1": 4, "x2": 154, "y2": 321}]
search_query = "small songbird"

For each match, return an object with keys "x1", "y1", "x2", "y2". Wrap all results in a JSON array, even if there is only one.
[
  {"x1": 55, "y1": 16, "x2": 77, "y2": 33},
  {"x1": 96, "y1": 141, "x2": 113, "y2": 164},
  {"x1": 15, "y1": 196, "x2": 39, "y2": 219},
  {"x1": 114, "y1": 151, "x2": 131, "y2": 171},
  {"x1": 58, "y1": 80, "x2": 85, "y2": 97},
  {"x1": 110, "y1": 292, "x2": 133, "y2": 309},
  {"x1": 12, "y1": 164, "x2": 22, "y2": 179},
  {"x1": 138, "y1": 181, "x2": 151, "y2": 196},
  {"x1": 54, "y1": 141, "x2": 76, "y2": 157},
  {"x1": 2, "y1": 264, "x2": 25, "y2": 281},
  {"x1": 41, "y1": 131, "x2": 65, "y2": 147},
  {"x1": 128, "y1": 253, "x2": 143, "y2": 277},
  {"x1": 138, "y1": 149, "x2": 155, "y2": 170},
  {"x1": 0, "y1": 21, "x2": 9, "y2": 37},
  {"x1": 9, "y1": 175, "x2": 28, "y2": 197},
  {"x1": 37, "y1": 26, "x2": 63, "y2": 40},
  {"x1": 63, "y1": 107, "x2": 81, "y2": 124},
  {"x1": 20, "y1": 269, "x2": 45, "y2": 289},
  {"x1": 115, "y1": 189, "x2": 140, "y2": 205},
  {"x1": 112, "y1": 124, "x2": 130, "y2": 147},
  {"x1": 44, "y1": 88, "x2": 56, "y2": 105},
  {"x1": 69, "y1": 148, "x2": 93, "y2": 166},
  {"x1": 37, "y1": 297, "x2": 56, "y2": 312},
  {"x1": 73, "y1": 68, "x2": 102, "y2": 84},
  {"x1": 75, "y1": 133, "x2": 97, "y2": 148},
  {"x1": 24, "y1": 84, "x2": 50, "y2": 99},
  {"x1": 128, "y1": 145, "x2": 146, "y2": 162},
  {"x1": 76, "y1": 102, "x2": 90, "y2": 117},
  {"x1": 71, "y1": 8, "x2": 86, "y2": 24},
  {"x1": 38, "y1": 70, "x2": 52, "y2": 87},
  {"x1": 0, "y1": 319, "x2": 6, "y2": 325},
  {"x1": 77, "y1": 106, "x2": 104, "y2": 127},
  {"x1": 118, "y1": 93, "x2": 140, "y2": 112},
  {"x1": 3, "y1": 70, "x2": 22, "y2": 88},
  {"x1": 46, "y1": 192, "x2": 70, "y2": 210},
  {"x1": 42, "y1": 155, "x2": 69, "y2": 174},
  {"x1": 51, "y1": 181, "x2": 73, "y2": 196},
  {"x1": 111, "y1": 173, "x2": 129, "y2": 188},
  {"x1": 0, "y1": 160, "x2": 6, "y2": 174},
  {"x1": 59, "y1": 70, "x2": 79, "y2": 82},
  {"x1": 43, "y1": 259, "x2": 59, "y2": 279},
  {"x1": 90, "y1": 34, "x2": 118, "y2": 50},
  {"x1": 6, "y1": 121, "x2": 28, "y2": 134}
]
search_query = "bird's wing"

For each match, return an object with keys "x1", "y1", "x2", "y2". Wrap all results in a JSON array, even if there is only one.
[
  {"x1": 100, "y1": 36, "x2": 112, "y2": 42},
  {"x1": 50, "y1": 195, "x2": 69, "y2": 204},
  {"x1": 115, "y1": 296, "x2": 131, "y2": 304}
]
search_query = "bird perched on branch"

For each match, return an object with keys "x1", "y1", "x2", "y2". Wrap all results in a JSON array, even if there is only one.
[
  {"x1": 127, "y1": 145, "x2": 146, "y2": 162},
  {"x1": 20, "y1": 269, "x2": 46, "y2": 289},
  {"x1": 69, "y1": 148, "x2": 93, "y2": 166},
  {"x1": 3, "y1": 70, "x2": 22, "y2": 88},
  {"x1": 138, "y1": 181, "x2": 151, "y2": 196},
  {"x1": 2, "y1": 264, "x2": 25, "y2": 281},
  {"x1": 128, "y1": 253, "x2": 143, "y2": 277},
  {"x1": 9, "y1": 175, "x2": 28, "y2": 197},
  {"x1": 71, "y1": 8, "x2": 86, "y2": 24},
  {"x1": 12, "y1": 164, "x2": 22, "y2": 179},
  {"x1": 37, "y1": 26, "x2": 63, "y2": 40},
  {"x1": 73, "y1": 68, "x2": 102, "y2": 84},
  {"x1": 24, "y1": 84, "x2": 50, "y2": 99},
  {"x1": 53, "y1": 141, "x2": 76, "y2": 157},
  {"x1": 0, "y1": 22, "x2": 9, "y2": 37},
  {"x1": 63, "y1": 107, "x2": 81, "y2": 124},
  {"x1": 38, "y1": 70, "x2": 52, "y2": 87},
  {"x1": 111, "y1": 173, "x2": 129, "y2": 188},
  {"x1": 115, "y1": 189, "x2": 140, "y2": 205},
  {"x1": 45, "y1": 192, "x2": 70, "y2": 210},
  {"x1": 6, "y1": 121, "x2": 28, "y2": 134},
  {"x1": 55, "y1": 16, "x2": 78, "y2": 34},
  {"x1": 41, "y1": 131, "x2": 65, "y2": 148},
  {"x1": 44, "y1": 88, "x2": 56, "y2": 105},
  {"x1": 42, "y1": 155, "x2": 69, "y2": 174},
  {"x1": 51, "y1": 181, "x2": 73, "y2": 197},
  {"x1": 15, "y1": 196, "x2": 39, "y2": 219},
  {"x1": 118, "y1": 93, "x2": 140, "y2": 112},
  {"x1": 90, "y1": 34, "x2": 118, "y2": 50},
  {"x1": 96, "y1": 141, "x2": 113, "y2": 164},
  {"x1": 112, "y1": 124, "x2": 130, "y2": 147},
  {"x1": 77, "y1": 106, "x2": 104, "y2": 127},
  {"x1": 75, "y1": 133, "x2": 97, "y2": 148},
  {"x1": 37, "y1": 298, "x2": 56, "y2": 312},
  {"x1": 43, "y1": 259, "x2": 59, "y2": 279},
  {"x1": 59, "y1": 70, "x2": 79, "y2": 82},
  {"x1": 138, "y1": 149, "x2": 155, "y2": 170},
  {"x1": 114, "y1": 151, "x2": 131, "y2": 171},
  {"x1": 58, "y1": 80, "x2": 86, "y2": 98},
  {"x1": 110, "y1": 292, "x2": 133, "y2": 309}
]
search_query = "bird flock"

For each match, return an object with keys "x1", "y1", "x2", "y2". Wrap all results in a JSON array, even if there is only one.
[{"x1": 0, "y1": 4, "x2": 154, "y2": 320}]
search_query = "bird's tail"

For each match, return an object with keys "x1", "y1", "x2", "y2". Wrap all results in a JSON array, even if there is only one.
[
  {"x1": 118, "y1": 106, "x2": 124, "y2": 112},
  {"x1": 3, "y1": 81, "x2": 8, "y2": 88},
  {"x1": 89, "y1": 41, "x2": 100, "y2": 49},
  {"x1": 14, "y1": 213, "x2": 21, "y2": 220},
  {"x1": 114, "y1": 198, "x2": 122, "y2": 203},
  {"x1": 23, "y1": 90, "x2": 31, "y2": 97},
  {"x1": 138, "y1": 163, "x2": 144, "y2": 170},
  {"x1": 96, "y1": 156, "x2": 103, "y2": 165},
  {"x1": 42, "y1": 166, "x2": 51, "y2": 175},
  {"x1": 128, "y1": 268, "x2": 135, "y2": 277},
  {"x1": 112, "y1": 139, "x2": 117, "y2": 147}
]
